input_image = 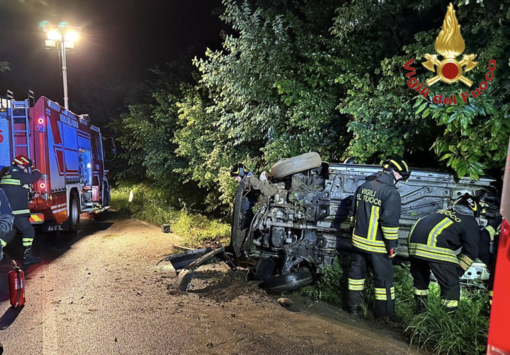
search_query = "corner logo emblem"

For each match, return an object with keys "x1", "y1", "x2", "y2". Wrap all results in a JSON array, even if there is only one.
[
  {"x1": 404, "y1": 3, "x2": 497, "y2": 105},
  {"x1": 422, "y1": 3, "x2": 477, "y2": 87}
]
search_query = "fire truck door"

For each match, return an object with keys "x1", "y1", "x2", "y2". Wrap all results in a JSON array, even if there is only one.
[
  {"x1": 0, "y1": 100, "x2": 11, "y2": 168},
  {"x1": 78, "y1": 137, "x2": 92, "y2": 187}
]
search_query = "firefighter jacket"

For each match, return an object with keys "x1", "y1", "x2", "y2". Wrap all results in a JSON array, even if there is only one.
[
  {"x1": 0, "y1": 188, "x2": 13, "y2": 237},
  {"x1": 408, "y1": 209, "x2": 479, "y2": 271},
  {"x1": 478, "y1": 217, "x2": 502, "y2": 266},
  {"x1": 350, "y1": 171, "x2": 401, "y2": 254},
  {"x1": 0, "y1": 166, "x2": 41, "y2": 217}
]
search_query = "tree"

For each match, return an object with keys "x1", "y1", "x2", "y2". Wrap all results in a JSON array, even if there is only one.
[
  {"x1": 194, "y1": 0, "x2": 349, "y2": 165},
  {"x1": 331, "y1": 0, "x2": 510, "y2": 177}
]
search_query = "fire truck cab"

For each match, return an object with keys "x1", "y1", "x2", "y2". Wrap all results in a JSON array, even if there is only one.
[
  {"x1": 487, "y1": 136, "x2": 510, "y2": 355},
  {"x1": 0, "y1": 90, "x2": 111, "y2": 233}
]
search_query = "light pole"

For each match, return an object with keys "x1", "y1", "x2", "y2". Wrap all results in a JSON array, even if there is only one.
[{"x1": 41, "y1": 21, "x2": 80, "y2": 110}]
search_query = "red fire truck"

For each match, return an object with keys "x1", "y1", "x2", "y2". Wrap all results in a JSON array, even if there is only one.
[
  {"x1": 487, "y1": 137, "x2": 510, "y2": 355},
  {"x1": 0, "y1": 90, "x2": 111, "y2": 233}
]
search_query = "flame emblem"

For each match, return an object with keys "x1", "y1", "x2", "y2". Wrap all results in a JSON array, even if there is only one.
[{"x1": 422, "y1": 3, "x2": 477, "y2": 87}]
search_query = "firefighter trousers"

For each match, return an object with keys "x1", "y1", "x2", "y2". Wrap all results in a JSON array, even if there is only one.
[
  {"x1": 410, "y1": 258, "x2": 460, "y2": 309},
  {"x1": 4, "y1": 216, "x2": 35, "y2": 249},
  {"x1": 348, "y1": 250, "x2": 395, "y2": 318},
  {"x1": 488, "y1": 239, "x2": 498, "y2": 306}
]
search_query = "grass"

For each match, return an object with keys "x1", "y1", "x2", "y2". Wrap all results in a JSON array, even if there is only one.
[
  {"x1": 110, "y1": 184, "x2": 231, "y2": 247},
  {"x1": 406, "y1": 283, "x2": 489, "y2": 355},
  {"x1": 298, "y1": 259, "x2": 490, "y2": 355}
]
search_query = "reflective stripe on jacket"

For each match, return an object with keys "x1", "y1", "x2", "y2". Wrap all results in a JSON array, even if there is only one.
[
  {"x1": 350, "y1": 171, "x2": 401, "y2": 254},
  {"x1": 0, "y1": 166, "x2": 41, "y2": 217},
  {"x1": 408, "y1": 210, "x2": 479, "y2": 270}
]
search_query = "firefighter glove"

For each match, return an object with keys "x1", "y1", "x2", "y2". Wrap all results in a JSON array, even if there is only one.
[{"x1": 388, "y1": 248, "x2": 397, "y2": 258}]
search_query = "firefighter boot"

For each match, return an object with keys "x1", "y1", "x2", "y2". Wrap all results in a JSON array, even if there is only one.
[
  {"x1": 415, "y1": 295, "x2": 428, "y2": 314},
  {"x1": 387, "y1": 313, "x2": 403, "y2": 325},
  {"x1": 22, "y1": 247, "x2": 41, "y2": 268},
  {"x1": 349, "y1": 306, "x2": 363, "y2": 318}
]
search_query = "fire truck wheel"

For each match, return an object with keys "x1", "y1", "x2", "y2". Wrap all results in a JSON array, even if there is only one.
[
  {"x1": 69, "y1": 192, "x2": 80, "y2": 235},
  {"x1": 102, "y1": 183, "x2": 111, "y2": 207}
]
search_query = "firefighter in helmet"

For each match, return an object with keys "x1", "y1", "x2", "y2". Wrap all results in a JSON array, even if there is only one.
[
  {"x1": 0, "y1": 155, "x2": 42, "y2": 268},
  {"x1": 347, "y1": 158, "x2": 411, "y2": 322},
  {"x1": 408, "y1": 193, "x2": 480, "y2": 313},
  {"x1": 230, "y1": 163, "x2": 253, "y2": 182},
  {"x1": 0, "y1": 187, "x2": 13, "y2": 261}
]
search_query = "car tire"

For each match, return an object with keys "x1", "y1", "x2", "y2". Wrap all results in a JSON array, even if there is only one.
[
  {"x1": 230, "y1": 180, "x2": 258, "y2": 257},
  {"x1": 230, "y1": 182, "x2": 245, "y2": 257},
  {"x1": 264, "y1": 268, "x2": 314, "y2": 294},
  {"x1": 68, "y1": 192, "x2": 80, "y2": 235},
  {"x1": 271, "y1": 152, "x2": 322, "y2": 179}
]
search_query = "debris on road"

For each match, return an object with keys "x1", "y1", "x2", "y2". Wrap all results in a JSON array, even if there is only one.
[
  {"x1": 277, "y1": 298, "x2": 293, "y2": 308},
  {"x1": 159, "y1": 246, "x2": 229, "y2": 291}
]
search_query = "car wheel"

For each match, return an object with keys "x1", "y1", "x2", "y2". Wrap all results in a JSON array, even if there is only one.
[
  {"x1": 264, "y1": 268, "x2": 314, "y2": 294},
  {"x1": 68, "y1": 192, "x2": 80, "y2": 235},
  {"x1": 230, "y1": 180, "x2": 257, "y2": 257},
  {"x1": 230, "y1": 182, "x2": 245, "y2": 257},
  {"x1": 271, "y1": 152, "x2": 322, "y2": 179}
]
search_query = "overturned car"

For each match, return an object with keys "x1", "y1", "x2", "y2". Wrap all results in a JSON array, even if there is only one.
[{"x1": 170, "y1": 152, "x2": 499, "y2": 293}]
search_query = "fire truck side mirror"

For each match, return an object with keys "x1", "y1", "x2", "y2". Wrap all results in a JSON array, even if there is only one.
[{"x1": 103, "y1": 137, "x2": 117, "y2": 161}]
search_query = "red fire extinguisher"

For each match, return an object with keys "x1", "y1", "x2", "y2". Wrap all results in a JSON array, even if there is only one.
[{"x1": 8, "y1": 260, "x2": 25, "y2": 307}]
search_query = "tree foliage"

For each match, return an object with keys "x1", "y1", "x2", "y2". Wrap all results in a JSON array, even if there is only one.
[
  {"x1": 111, "y1": 0, "x2": 510, "y2": 213},
  {"x1": 332, "y1": 0, "x2": 510, "y2": 177}
]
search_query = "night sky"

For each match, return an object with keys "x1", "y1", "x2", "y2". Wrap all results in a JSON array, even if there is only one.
[{"x1": 0, "y1": 0, "x2": 224, "y2": 108}]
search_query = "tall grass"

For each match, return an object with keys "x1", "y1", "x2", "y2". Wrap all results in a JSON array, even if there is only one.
[
  {"x1": 406, "y1": 283, "x2": 489, "y2": 355},
  {"x1": 110, "y1": 184, "x2": 230, "y2": 246},
  {"x1": 298, "y1": 259, "x2": 490, "y2": 355}
]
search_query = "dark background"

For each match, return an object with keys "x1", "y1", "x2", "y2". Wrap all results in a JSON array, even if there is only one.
[{"x1": 0, "y1": 0, "x2": 224, "y2": 110}]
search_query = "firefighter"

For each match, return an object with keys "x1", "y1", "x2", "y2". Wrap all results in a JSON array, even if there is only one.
[
  {"x1": 478, "y1": 214, "x2": 502, "y2": 308},
  {"x1": 0, "y1": 155, "x2": 42, "y2": 268},
  {"x1": 409, "y1": 193, "x2": 480, "y2": 313},
  {"x1": 0, "y1": 187, "x2": 14, "y2": 261},
  {"x1": 230, "y1": 163, "x2": 253, "y2": 182},
  {"x1": 347, "y1": 158, "x2": 411, "y2": 321}
]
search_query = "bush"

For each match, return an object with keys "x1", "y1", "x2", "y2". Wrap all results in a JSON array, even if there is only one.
[
  {"x1": 298, "y1": 257, "x2": 348, "y2": 307},
  {"x1": 406, "y1": 283, "x2": 489, "y2": 355},
  {"x1": 110, "y1": 184, "x2": 231, "y2": 247}
]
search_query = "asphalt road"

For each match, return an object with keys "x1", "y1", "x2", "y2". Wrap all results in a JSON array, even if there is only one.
[{"x1": 0, "y1": 212, "x2": 424, "y2": 355}]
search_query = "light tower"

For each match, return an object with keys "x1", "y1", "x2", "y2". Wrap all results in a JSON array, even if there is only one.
[{"x1": 41, "y1": 21, "x2": 81, "y2": 110}]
